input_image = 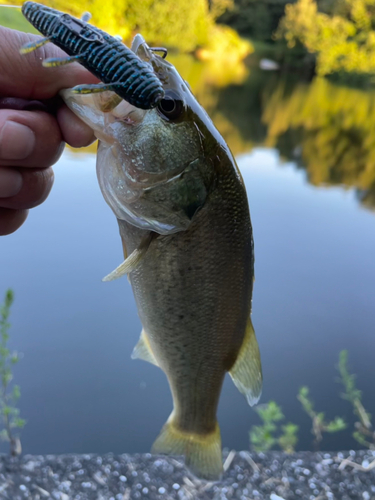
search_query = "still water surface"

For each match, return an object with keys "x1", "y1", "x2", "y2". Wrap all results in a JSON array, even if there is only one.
[{"x1": 1, "y1": 66, "x2": 375, "y2": 455}]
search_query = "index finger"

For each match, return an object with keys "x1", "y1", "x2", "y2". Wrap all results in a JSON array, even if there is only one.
[{"x1": 0, "y1": 26, "x2": 99, "y2": 99}]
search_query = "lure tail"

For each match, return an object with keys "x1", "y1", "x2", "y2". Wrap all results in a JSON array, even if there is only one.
[{"x1": 152, "y1": 414, "x2": 223, "y2": 481}]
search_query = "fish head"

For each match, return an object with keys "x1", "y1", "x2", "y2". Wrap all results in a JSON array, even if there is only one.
[{"x1": 62, "y1": 35, "x2": 229, "y2": 234}]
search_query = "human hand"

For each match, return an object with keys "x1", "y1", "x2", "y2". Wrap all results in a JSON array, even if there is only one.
[{"x1": 0, "y1": 25, "x2": 98, "y2": 235}]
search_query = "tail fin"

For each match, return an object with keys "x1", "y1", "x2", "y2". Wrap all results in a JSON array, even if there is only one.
[{"x1": 151, "y1": 414, "x2": 222, "y2": 480}]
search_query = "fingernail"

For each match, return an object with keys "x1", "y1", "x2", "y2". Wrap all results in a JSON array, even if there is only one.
[
  {"x1": 0, "y1": 121, "x2": 35, "y2": 160},
  {"x1": 0, "y1": 167, "x2": 23, "y2": 198}
]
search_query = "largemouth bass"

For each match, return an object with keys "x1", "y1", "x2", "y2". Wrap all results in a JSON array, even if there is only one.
[{"x1": 62, "y1": 35, "x2": 262, "y2": 480}]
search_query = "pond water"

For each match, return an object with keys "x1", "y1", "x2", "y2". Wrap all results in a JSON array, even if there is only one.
[{"x1": 1, "y1": 61, "x2": 375, "y2": 456}]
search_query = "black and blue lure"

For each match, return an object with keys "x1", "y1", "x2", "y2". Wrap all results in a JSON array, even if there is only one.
[{"x1": 20, "y1": 1, "x2": 165, "y2": 110}]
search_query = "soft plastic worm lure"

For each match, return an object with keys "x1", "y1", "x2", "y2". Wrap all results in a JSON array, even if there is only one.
[{"x1": 20, "y1": 1, "x2": 165, "y2": 110}]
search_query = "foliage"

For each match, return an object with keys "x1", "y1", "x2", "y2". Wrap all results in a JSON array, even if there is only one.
[
  {"x1": 249, "y1": 352, "x2": 372, "y2": 453},
  {"x1": 197, "y1": 25, "x2": 253, "y2": 64},
  {"x1": 1, "y1": 0, "x2": 250, "y2": 57},
  {"x1": 338, "y1": 350, "x2": 375, "y2": 449},
  {"x1": 219, "y1": 0, "x2": 291, "y2": 42},
  {"x1": 209, "y1": 0, "x2": 235, "y2": 21},
  {"x1": 122, "y1": 0, "x2": 211, "y2": 52},
  {"x1": 278, "y1": 423, "x2": 299, "y2": 453},
  {"x1": 298, "y1": 386, "x2": 346, "y2": 448},
  {"x1": 276, "y1": 0, "x2": 375, "y2": 77},
  {"x1": 249, "y1": 401, "x2": 299, "y2": 453},
  {"x1": 0, "y1": 290, "x2": 25, "y2": 456}
]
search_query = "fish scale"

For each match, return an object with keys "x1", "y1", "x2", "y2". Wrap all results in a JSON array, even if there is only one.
[{"x1": 59, "y1": 27, "x2": 262, "y2": 481}]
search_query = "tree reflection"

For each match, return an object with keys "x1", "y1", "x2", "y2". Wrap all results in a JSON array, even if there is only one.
[
  {"x1": 261, "y1": 77, "x2": 375, "y2": 210},
  {"x1": 70, "y1": 53, "x2": 375, "y2": 212},
  {"x1": 215, "y1": 71, "x2": 375, "y2": 211}
]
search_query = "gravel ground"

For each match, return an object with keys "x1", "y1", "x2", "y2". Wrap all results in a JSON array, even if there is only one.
[{"x1": 0, "y1": 450, "x2": 374, "y2": 500}]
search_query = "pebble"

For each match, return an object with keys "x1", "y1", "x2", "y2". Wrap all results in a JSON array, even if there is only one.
[{"x1": 0, "y1": 450, "x2": 374, "y2": 499}]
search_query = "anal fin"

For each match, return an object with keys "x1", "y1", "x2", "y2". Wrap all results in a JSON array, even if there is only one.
[
  {"x1": 102, "y1": 232, "x2": 154, "y2": 281},
  {"x1": 131, "y1": 329, "x2": 159, "y2": 367},
  {"x1": 229, "y1": 317, "x2": 262, "y2": 406}
]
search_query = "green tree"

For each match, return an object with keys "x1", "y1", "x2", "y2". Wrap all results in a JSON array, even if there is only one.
[
  {"x1": 5, "y1": 0, "x2": 251, "y2": 57},
  {"x1": 123, "y1": 0, "x2": 210, "y2": 51},
  {"x1": 220, "y1": 0, "x2": 292, "y2": 42},
  {"x1": 276, "y1": 0, "x2": 375, "y2": 76}
]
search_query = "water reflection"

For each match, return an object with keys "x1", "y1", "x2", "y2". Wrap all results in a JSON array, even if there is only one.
[
  {"x1": 217, "y1": 72, "x2": 375, "y2": 211},
  {"x1": 261, "y1": 77, "x2": 375, "y2": 211},
  {"x1": 71, "y1": 58, "x2": 375, "y2": 211},
  {"x1": 2, "y1": 149, "x2": 375, "y2": 455},
  {"x1": 1, "y1": 53, "x2": 375, "y2": 455}
]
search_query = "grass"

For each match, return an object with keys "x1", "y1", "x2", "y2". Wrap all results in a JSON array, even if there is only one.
[{"x1": 0, "y1": 6, "x2": 38, "y2": 33}]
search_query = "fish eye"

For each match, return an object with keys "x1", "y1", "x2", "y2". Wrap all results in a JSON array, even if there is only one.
[{"x1": 157, "y1": 90, "x2": 184, "y2": 120}]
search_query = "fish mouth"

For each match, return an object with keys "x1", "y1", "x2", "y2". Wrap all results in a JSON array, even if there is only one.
[
  {"x1": 60, "y1": 35, "x2": 160, "y2": 128},
  {"x1": 99, "y1": 96, "x2": 147, "y2": 126},
  {"x1": 60, "y1": 88, "x2": 148, "y2": 142}
]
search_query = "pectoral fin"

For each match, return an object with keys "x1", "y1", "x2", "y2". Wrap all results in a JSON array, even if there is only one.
[
  {"x1": 229, "y1": 318, "x2": 262, "y2": 406},
  {"x1": 131, "y1": 329, "x2": 159, "y2": 367},
  {"x1": 102, "y1": 232, "x2": 154, "y2": 281}
]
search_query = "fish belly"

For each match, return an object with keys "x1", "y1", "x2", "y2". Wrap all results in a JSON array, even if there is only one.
[{"x1": 120, "y1": 174, "x2": 253, "y2": 434}]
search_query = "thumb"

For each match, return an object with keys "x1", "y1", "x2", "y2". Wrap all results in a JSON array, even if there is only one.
[{"x1": 0, "y1": 25, "x2": 98, "y2": 100}]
